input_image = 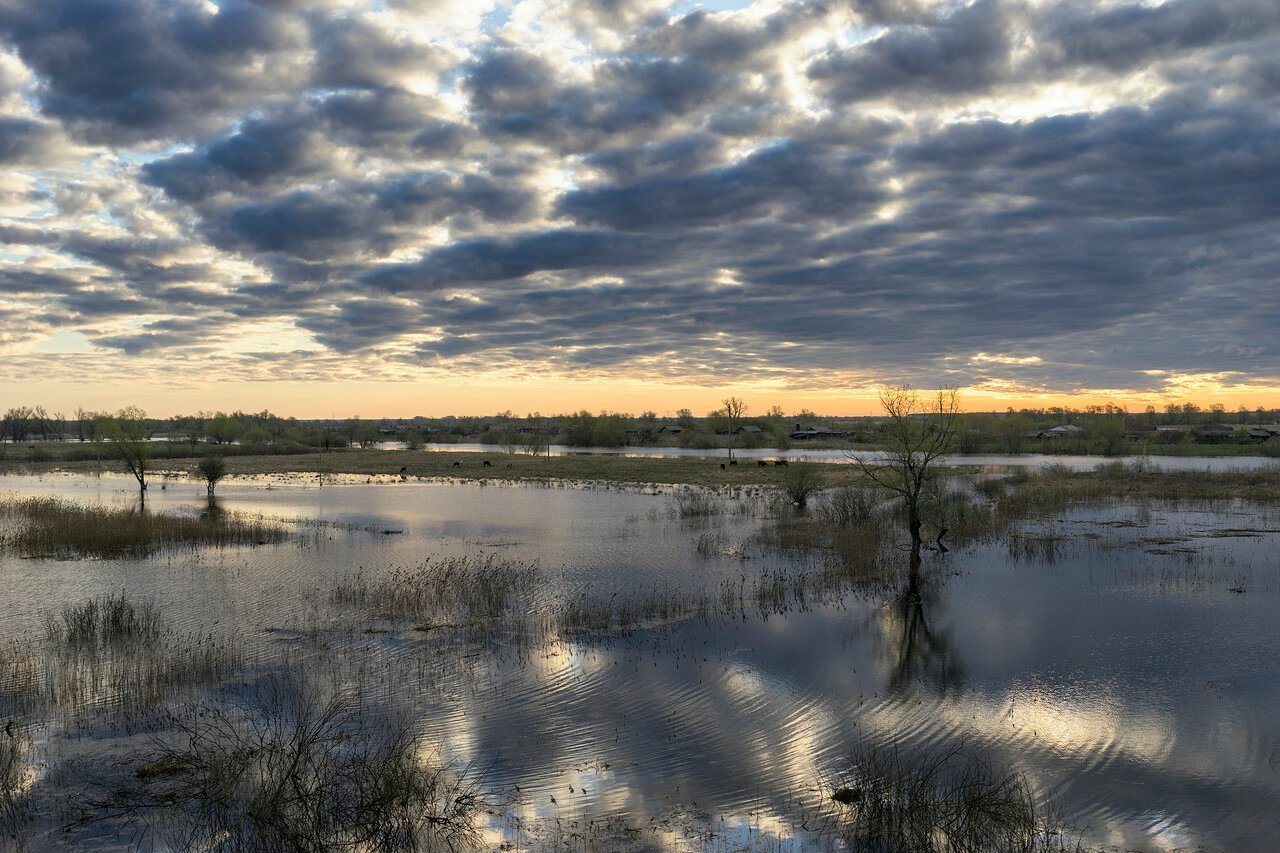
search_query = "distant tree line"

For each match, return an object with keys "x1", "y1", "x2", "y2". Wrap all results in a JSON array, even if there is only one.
[{"x1": 3, "y1": 401, "x2": 1278, "y2": 459}]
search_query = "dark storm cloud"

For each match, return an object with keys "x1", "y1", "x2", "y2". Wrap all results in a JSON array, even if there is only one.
[
  {"x1": 4, "y1": 0, "x2": 1279, "y2": 393},
  {"x1": 461, "y1": 47, "x2": 735, "y2": 151},
  {"x1": 807, "y1": 0, "x2": 1011, "y2": 101},
  {"x1": 0, "y1": 0, "x2": 307, "y2": 142},
  {"x1": 1034, "y1": 0, "x2": 1280, "y2": 75},
  {"x1": 560, "y1": 139, "x2": 882, "y2": 231},
  {"x1": 0, "y1": 117, "x2": 62, "y2": 163}
]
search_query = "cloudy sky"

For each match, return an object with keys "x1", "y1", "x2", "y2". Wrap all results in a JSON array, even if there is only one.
[{"x1": 1, "y1": 0, "x2": 1277, "y2": 416}]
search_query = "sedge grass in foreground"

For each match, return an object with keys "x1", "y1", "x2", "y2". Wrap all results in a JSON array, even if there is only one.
[
  {"x1": 830, "y1": 744, "x2": 1080, "y2": 853},
  {"x1": 0, "y1": 495, "x2": 287, "y2": 558},
  {"x1": 2, "y1": 595, "x2": 241, "y2": 720},
  {"x1": 79, "y1": 675, "x2": 481, "y2": 852}
]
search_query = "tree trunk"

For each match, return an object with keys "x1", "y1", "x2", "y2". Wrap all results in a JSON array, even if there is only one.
[{"x1": 907, "y1": 506, "x2": 922, "y2": 549}]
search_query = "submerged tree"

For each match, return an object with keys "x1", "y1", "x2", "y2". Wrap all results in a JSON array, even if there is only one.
[
  {"x1": 104, "y1": 406, "x2": 152, "y2": 500},
  {"x1": 195, "y1": 455, "x2": 227, "y2": 497},
  {"x1": 848, "y1": 387, "x2": 960, "y2": 554}
]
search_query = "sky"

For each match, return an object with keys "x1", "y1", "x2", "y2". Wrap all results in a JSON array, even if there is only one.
[{"x1": 1, "y1": 0, "x2": 1278, "y2": 417}]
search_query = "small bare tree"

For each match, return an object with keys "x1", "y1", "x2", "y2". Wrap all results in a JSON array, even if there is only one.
[{"x1": 847, "y1": 387, "x2": 960, "y2": 553}]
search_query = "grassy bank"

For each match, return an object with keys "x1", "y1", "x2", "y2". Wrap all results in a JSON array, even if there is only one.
[{"x1": 8, "y1": 446, "x2": 1279, "y2": 501}]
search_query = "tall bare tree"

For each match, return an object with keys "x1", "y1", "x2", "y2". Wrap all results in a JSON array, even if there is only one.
[
  {"x1": 847, "y1": 387, "x2": 960, "y2": 553},
  {"x1": 721, "y1": 396, "x2": 747, "y2": 462}
]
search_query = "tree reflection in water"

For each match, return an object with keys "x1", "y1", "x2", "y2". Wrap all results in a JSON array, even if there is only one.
[{"x1": 879, "y1": 550, "x2": 964, "y2": 699}]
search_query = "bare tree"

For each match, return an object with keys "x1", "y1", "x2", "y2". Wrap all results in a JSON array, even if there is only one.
[
  {"x1": 104, "y1": 406, "x2": 152, "y2": 500},
  {"x1": 847, "y1": 387, "x2": 960, "y2": 553},
  {"x1": 721, "y1": 396, "x2": 747, "y2": 462}
]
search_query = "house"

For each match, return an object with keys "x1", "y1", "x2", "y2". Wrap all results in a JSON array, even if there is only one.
[
  {"x1": 789, "y1": 426, "x2": 845, "y2": 441},
  {"x1": 657, "y1": 425, "x2": 683, "y2": 436},
  {"x1": 1247, "y1": 427, "x2": 1280, "y2": 440},
  {"x1": 1030, "y1": 424, "x2": 1086, "y2": 439},
  {"x1": 733, "y1": 425, "x2": 763, "y2": 435},
  {"x1": 1200, "y1": 423, "x2": 1235, "y2": 441},
  {"x1": 1123, "y1": 424, "x2": 1156, "y2": 441}
]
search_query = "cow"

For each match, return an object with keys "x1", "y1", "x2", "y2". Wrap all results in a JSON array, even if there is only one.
[
  {"x1": 729, "y1": 459, "x2": 738, "y2": 466},
  {"x1": 757, "y1": 460, "x2": 768, "y2": 467},
  {"x1": 483, "y1": 460, "x2": 492, "y2": 467},
  {"x1": 720, "y1": 463, "x2": 726, "y2": 470},
  {"x1": 452, "y1": 461, "x2": 461, "y2": 467},
  {"x1": 773, "y1": 459, "x2": 788, "y2": 467}
]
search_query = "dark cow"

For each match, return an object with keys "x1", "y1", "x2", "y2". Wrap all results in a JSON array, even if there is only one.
[
  {"x1": 452, "y1": 461, "x2": 461, "y2": 467},
  {"x1": 720, "y1": 463, "x2": 726, "y2": 470},
  {"x1": 773, "y1": 459, "x2": 788, "y2": 467},
  {"x1": 729, "y1": 459, "x2": 738, "y2": 466},
  {"x1": 483, "y1": 460, "x2": 492, "y2": 467},
  {"x1": 757, "y1": 460, "x2": 768, "y2": 467}
]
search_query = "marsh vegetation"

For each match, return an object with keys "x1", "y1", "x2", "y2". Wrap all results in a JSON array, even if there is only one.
[{"x1": 0, "y1": 495, "x2": 288, "y2": 557}]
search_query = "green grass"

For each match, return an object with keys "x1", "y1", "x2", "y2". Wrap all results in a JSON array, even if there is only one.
[{"x1": 0, "y1": 496, "x2": 288, "y2": 558}]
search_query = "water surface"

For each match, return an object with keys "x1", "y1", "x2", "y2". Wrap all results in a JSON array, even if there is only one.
[{"x1": 1, "y1": 473, "x2": 1277, "y2": 851}]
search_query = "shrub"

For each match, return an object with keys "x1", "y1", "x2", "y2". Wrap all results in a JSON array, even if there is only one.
[
  {"x1": 821, "y1": 486, "x2": 882, "y2": 524},
  {"x1": 781, "y1": 463, "x2": 824, "y2": 507},
  {"x1": 105, "y1": 677, "x2": 479, "y2": 851}
]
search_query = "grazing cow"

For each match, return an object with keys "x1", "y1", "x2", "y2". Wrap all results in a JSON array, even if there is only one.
[
  {"x1": 452, "y1": 461, "x2": 461, "y2": 467},
  {"x1": 773, "y1": 459, "x2": 788, "y2": 467},
  {"x1": 757, "y1": 460, "x2": 768, "y2": 467},
  {"x1": 483, "y1": 460, "x2": 492, "y2": 467},
  {"x1": 729, "y1": 459, "x2": 738, "y2": 466},
  {"x1": 720, "y1": 463, "x2": 726, "y2": 470},
  {"x1": 398, "y1": 466, "x2": 407, "y2": 478}
]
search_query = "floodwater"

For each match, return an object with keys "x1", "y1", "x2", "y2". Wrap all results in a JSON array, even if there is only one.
[
  {"x1": 2, "y1": 472, "x2": 1278, "y2": 851},
  {"x1": 378, "y1": 441, "x2": 1280, "y2": 472}
]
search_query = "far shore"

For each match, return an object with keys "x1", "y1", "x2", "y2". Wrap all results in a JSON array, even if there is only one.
[{"x1": 6, "y1": 447, "x2": 1279, "y2": 501}]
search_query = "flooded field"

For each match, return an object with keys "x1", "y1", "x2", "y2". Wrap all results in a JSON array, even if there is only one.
[
  {"x1": 377, "y1": 442, "x2": 1280, "y2": 473},
  {"x1": 1, "y1": 472, "x2": 1278, "y2": 851}
]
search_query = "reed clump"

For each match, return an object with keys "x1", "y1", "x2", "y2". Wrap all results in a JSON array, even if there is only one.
[
  {"x1": 832, "y1": 744, "x2": 1078, "y2": 852},
  {"x1": 95, "y1": 677, "x2": 480, "y2": 851},
  {"x1": 44, "y1": 594, "x2": 162, "y2": 650},
  {"x1": 667, "y1": 488, "x2": 724, "y2": 518},
  {"x1": 557, "y1": 587, "x2": 711, "y2": 637},
  {"x1": 27, "y1": 595, "x2": 243, "y2": 716},
  {"x1": 0, "y1": 496, "x2": 287, "y2": 558},
  {"x1": 332, "y1": 555, "x2": 541, "y2": 624}
]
